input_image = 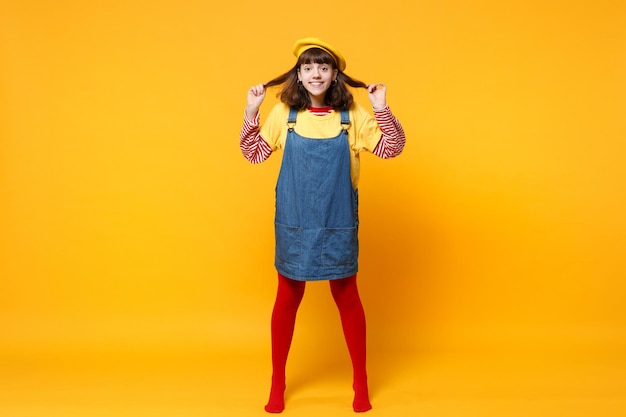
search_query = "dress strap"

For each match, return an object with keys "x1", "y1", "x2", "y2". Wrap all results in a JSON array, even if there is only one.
[
  {"x1": 340, "y1": 108, "x2": 351, "y2": 132},
  {"x1": 287, "y1": 106, "x2": 298, "y2": 131}
]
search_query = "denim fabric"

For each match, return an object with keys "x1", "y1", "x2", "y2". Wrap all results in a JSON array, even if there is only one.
[{"x1": 274, "y1": 107, "x2": 359, "y2": 281}]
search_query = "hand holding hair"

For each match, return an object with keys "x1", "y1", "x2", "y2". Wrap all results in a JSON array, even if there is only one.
[
  {"x1": 367, "y1": 83, "x2": 387, "y2": 110},
  {"x1": 246, "y1": 83, "x2": 266, "y2": 119}
]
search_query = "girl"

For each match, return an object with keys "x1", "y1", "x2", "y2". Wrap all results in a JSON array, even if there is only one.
[{"x1": 240, "y1": 37, "x2": 406, "y2": 413}]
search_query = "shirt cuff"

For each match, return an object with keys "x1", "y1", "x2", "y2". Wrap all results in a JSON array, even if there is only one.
[
  {"x1": 243, "y1": 109, "x2": 260, "y2": 126},
  {"x1": 373, "y1": 105, "x2": 390, "y2": 113}
]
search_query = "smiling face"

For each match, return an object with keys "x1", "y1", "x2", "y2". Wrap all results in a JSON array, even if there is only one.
[
  {"x1": 297, "y1": 63, "x2": 338, "y2": 106},
  {"x1": 296, "y1": 48, "x2": 339, "y2": 107}
]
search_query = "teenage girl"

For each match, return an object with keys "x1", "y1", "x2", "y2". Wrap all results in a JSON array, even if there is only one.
[{"x1": 240, "y1": 37, "x2": 406, "y2": 413}]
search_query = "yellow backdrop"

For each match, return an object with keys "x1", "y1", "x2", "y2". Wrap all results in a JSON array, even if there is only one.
[{"x1": 1, "y1": 0, "x2": 625, "y2": 416}]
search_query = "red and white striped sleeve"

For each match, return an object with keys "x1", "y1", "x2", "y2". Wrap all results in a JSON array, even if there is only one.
[
  {"x1": 372, "y1": 106, "x2": 406, "y2": 159},
  {"x1": 240, "y1": 111, "x2": 273, "y2": 164}
]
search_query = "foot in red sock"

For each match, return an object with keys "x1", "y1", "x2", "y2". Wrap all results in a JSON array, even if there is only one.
[
  {"x1": 264, "y1": 382, "x2": 286, "y2": 413},
  {"x1": 353, "y1": 380, "x2": 372, "y2": 412}
]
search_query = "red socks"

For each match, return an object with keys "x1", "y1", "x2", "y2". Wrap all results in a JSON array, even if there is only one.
[{"x1": 265, "y1": 273, "x2": 371, "y2": 413}]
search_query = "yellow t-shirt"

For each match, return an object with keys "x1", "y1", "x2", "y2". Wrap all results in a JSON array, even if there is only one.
[{"x1": 260, "y1": 102, "x2": 382, "y2": 188}]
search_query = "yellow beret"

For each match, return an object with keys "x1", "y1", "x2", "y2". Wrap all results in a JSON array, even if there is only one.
[{"x1": 292, "y1": 37, "x2": 346, "y2": 72}]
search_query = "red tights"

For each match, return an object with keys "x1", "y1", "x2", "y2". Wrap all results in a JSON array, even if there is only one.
[{"x1": 265, "y1": 273, "x2": 371, "y2": 413}]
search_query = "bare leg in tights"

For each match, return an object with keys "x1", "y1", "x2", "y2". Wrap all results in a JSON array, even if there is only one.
[{"x1": 265, "y1": 273, "x2": 371, "y2": 413}]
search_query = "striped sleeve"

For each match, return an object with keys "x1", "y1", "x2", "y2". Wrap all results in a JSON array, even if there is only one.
[
  {"x1": 240, "y1": 110, "x2": 273, "y2": 164},
  {"x1": 372, "y1": 106, "x2": 406, "y2": 159}
]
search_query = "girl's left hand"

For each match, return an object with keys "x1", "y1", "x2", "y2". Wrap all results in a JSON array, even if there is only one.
[{"x1": 367, "y1": 83, "x2": 387, "y2": 110}]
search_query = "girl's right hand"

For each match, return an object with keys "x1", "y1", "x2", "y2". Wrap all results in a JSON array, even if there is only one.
[{"x1": 246, "y1": 84, "x2": 266, "y2": 118}]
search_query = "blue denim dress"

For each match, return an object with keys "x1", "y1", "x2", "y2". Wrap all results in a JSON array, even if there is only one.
[{"x1": 274, "y1": 107, "x2": 359, "y2": 281}]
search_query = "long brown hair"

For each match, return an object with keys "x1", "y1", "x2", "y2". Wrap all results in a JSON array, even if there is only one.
[{"x1": 264, "y1": 48, "x2": 368, "y2": 110}]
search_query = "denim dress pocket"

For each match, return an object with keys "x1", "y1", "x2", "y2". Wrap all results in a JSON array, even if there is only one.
[
  {"x1": 321, "y1": 227, "x2": 358, "y2": 266},
  {"x1": 275, "y1": 222, "x2": 302, "y2": 266}
]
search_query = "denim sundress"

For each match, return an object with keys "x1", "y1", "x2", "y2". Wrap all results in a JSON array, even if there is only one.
[{"x1": 274, "y1": 107, "x2": 359, "y2": 281}]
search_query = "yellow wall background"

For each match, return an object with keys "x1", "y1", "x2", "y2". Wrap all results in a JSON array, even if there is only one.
[{"x1": 1, "y1": 0, "x2": 625, "y2": 411}]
